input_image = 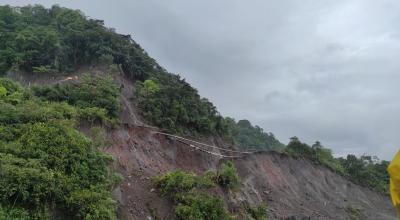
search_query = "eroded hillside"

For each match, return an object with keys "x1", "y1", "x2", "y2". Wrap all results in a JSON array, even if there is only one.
[
  {"x1": 109, "y1": 112, "x2": 396, "y2": 220},
  {"x1": 0, "y1": 5, "x2": 396, "y2": 220},
  {"x1": 8, "y1": 66, "x2": 395, "y2": 219},
  {"x1": 107, "y1": 70, "x2": 395, "y2": 220}
]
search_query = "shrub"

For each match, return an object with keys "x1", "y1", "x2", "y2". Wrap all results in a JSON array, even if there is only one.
[
  {"x1": 33, "y1": 74, "x2": 120, "y2": 118},
  {"x1": 78, "y1": 107, "x2": 109, "y2": 125},
  {"x1": 0, "y1": 204, "x2": 49, "y2": 220},
  {"x1": 67, "y1": 189, "x2": 116, "y2": 220},
  {"x1": 154, "y1": 170, "x2": 232, "y2": 219},
  {"x1": 154, "y1": 171, "x2": 199, "y2": 196},
  {"x1": 345, "y1": 203, "x2": 362, "y2": 220},
  {"x1": 32, "y1": 65, "x2": 56, "y2": 74},
  {"x1": 0, "y1": 86, "x2": 6, "y2": 97},
  {"x1": 174, "y1": 193, "x2": 231, "y2": 220},
  {"x1": 246, "y1": 204, "x2": 268, "y2": 220},
  {"x1": 217, "y1": 161, "x2": 239, "y2": 189},
  {"x1": 98, "y1": 54, "x2": 114, "y2": 66},
  {"x1": 0, "y1": 78, "x2": 119, "y2": 218},
  {"x1": 199, "y1": 170, "x2": 217, "y2": 188}
]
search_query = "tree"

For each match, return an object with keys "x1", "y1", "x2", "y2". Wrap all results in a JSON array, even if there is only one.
[
  {"x1": 142, "y1": 79, "x2": 160, "y2": 96},
  {"x1": 0, "y1": 77, "x2": 119, "y2": 218},
  {"x1": 0, "y1": 86, "x2": 6, "y2": 97}
]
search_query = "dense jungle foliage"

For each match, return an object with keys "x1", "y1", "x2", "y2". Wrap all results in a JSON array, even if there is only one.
[
  {"x1": 285, "y1": 137, "x2": 390, "y2": 193},
  {"x1": 0, "y1": 4, "x2": 283, "y2": 151},
  {"x1": 0, "y1": 77, "x2": 121, "y2": 219}
]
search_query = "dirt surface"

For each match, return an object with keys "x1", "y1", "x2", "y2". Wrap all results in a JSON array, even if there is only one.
[
  {"x1": 237, "y1": 153, "x2": 395, "y2": 219},
  {"x1": 105, "y1": 126, "x2": 220, "y2": 219},
  {"x1": 105, "y1": 124, "x2": 396, "y2": 220},
  {"x1": 105, "y1": 69, "x2": 396, "y2": 219}
]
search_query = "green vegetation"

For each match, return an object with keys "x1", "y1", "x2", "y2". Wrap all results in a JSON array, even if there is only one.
[
  {"x1": 154, "y1": 169, "x2": 231, "y2": 220},
  {"x1": 217, "y1": 161, "x2": 240, "y2": 189},
  {"x1": 136, "y1": 78, "x2": 284, "y2": 151},
  {"x1": 224, "y1": 119, "x2": 285, "y2": 151},
  {"x1": 245, "y1": 204, "x2": 268, "y2": 220},
  {"x1": 154, "y1": 161, "x2": 240, "y2": 195},
  {"x1": 284, "y1": 137, "x2": 344, "y2": 174},
  {"x1": 32, "y1": 74, "x2": 120, "y2": 119},
  {"x1": 284, "y1": 137, "x2": 389, "y2": 193},
  {"x1": 0, "y1": 4, "x2": 283, "y2": 151},
  {"x1": 174, "y1": 193, "x2": 231, "y2": 220},
  {"x1": 136, "y1": 77, "x2": 228, "y2": 135},
  {"x1": 0, "y1": 78, "x2": 119, "y2": 219},
  {"x1": 345, "y1": 203, "x2": 363, "y2": 220},
  {"x1": 154, "y1": 170, "x2": 214, "y2": 196},
  {"x1": 0, "y1": 5, "x2": 157, "y2": 79},
  {"x1": 154, "y1": 162, "x2": 240, "y2": 219},
  {"x1": 338, "y1": 155, "x2": 389, "y2": 193},
  {"x1": 30, "y1": 74, "x2": 120, "y2": 127},
  {"x1": 0, "y1": 204, "x2": 54, "y2": 220}
]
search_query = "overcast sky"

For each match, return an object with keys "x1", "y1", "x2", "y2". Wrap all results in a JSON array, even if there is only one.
[{"x1": 3, "y1": 0, "x2": 400, "y2": 160}]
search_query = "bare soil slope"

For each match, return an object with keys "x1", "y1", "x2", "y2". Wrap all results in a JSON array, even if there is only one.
[
  {"x1": 109, "y1": 70, "x2": 396, "y2": 219},
  {"x1": 237, "y1": 153, "x2": 395, "y2": 219},
  {"x1": 105, "y1": 124, "x2": 395, "y2": 220}
]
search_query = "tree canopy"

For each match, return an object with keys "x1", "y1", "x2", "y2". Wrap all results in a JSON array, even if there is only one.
[
  {"x1": 284, "y1": 137, "x2": 389, "y2": 193},
  {"x1": 0, "y1": 4, "x2": 158, "y2": 79},
  {"x1": 0, "y1": 77, "x2": 120, "y2": 219},
  {"x1": 0, "y1": 4, "x2": 284, "y2": 150}
]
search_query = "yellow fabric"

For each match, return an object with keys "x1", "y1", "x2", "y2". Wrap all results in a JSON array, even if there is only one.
[{"x1": 388, "y1": 150, "x2": 400, "y2": 217}]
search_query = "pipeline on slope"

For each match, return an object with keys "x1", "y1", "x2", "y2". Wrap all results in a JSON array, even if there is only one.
[{"x1": 130, "y1": 122, "x2": 258, "y2": 158}]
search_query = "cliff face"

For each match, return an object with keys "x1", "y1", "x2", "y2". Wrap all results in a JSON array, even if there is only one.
[
  {"x1": 236, "y1": 153, "x2": 394, "y2": 219},
  {"x1": 103, "y1": 73, "x2": 396, "y2": 220},
  {"x1": 105, "y1": 126, "x2": 395, "y2": 220}
]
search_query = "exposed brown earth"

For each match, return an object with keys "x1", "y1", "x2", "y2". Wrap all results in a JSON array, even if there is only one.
[
  {"x1": 105, "y1": 124, "x2": 396, "y2": 220},
  {"x1": 108, "y1": 69, "x2": 396, "y2": 219}
]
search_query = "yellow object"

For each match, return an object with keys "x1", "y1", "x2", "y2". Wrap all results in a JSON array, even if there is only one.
[{"x1": 388, "y1": 150, "x2": 400, "y2": 217}]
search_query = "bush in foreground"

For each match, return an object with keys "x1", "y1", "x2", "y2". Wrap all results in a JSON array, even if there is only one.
[
  {"x1": 174, "y1": 193, "x2": 231, "y2": 220},
  {"x1": 154, "y1": 170, "x2": 231, "y2": 220},
  {"x1": 217, "y1": 161, "x2": 239, "y2": 189},
  {"x1": 0, "y1": 78, "x2": 119, "y2": 219}
]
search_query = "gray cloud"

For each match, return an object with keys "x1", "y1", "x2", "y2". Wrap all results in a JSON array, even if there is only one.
[{"x1": 3, "y1": 0, "x2": 400, "y2": 159}]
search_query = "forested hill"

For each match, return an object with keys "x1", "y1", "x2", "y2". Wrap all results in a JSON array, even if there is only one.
[
  {"x1": 0, "y1": 4, "x2": 392, "y2": 220},
  {"x1": 0, "y1": 4, "x2": 284, "y2": 152}
]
